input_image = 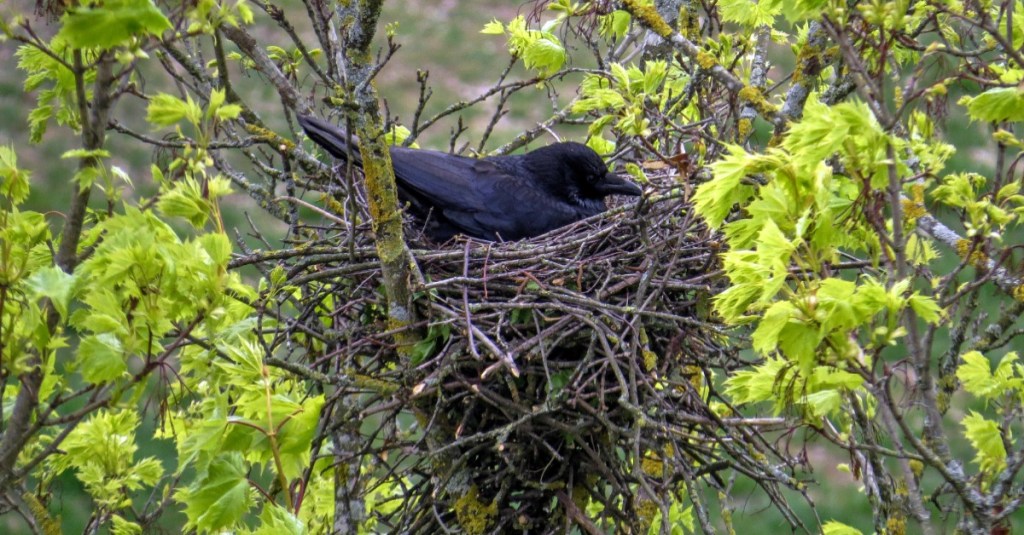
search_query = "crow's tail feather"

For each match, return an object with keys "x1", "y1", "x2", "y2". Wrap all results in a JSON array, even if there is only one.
[{"x1": 297, "y1": 114, "x2": 362, "y2": 164}]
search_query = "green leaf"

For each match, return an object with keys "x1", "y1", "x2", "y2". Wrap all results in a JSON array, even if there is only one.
[
  {"x1": 694, "y1": 144, "x2": 759, "y2": 228},
  {"x1": 822, "y1": 520, "x2": 864, "y2": 535},
  {"x1": 752, "y1": 300, "x2": 797, "y2": 354},
  {"x1": 206, "y1": 88, "x2": 225, "y2": 116},
  {"x1": 720, "y1": 0, "x2": 782, "y2": 27},
  {"x1": 643, "y1": 60, "x2": 667, "y2": 94},
  {"x1": 198, "y1": 232, "x2": 233, "y2": 267},
  {"x1": 724, "y1": 357, "x2": 789, "y2": 405},
  {"x1": 207, "y1": 174, "x2": 234, "y2": 199},
  {"x1": 254, "y1": 504, "x2": 306, "y2": 535},
  {"x1": 72, "y1": 291, "x2": 129, "y2": 336},
  {"x1": 993, "y1": 352, "x2": 1023, "y2": 396},
  {"x1": 27, "y1": 105, "x2": 53, "y2": 144},
  {"x1": 958, "y1": 351, "x2": 1021, "y2": 399},
  {"x1": 647, "y1": 500, "x2": 693, "y2": 535},
  {"x1": 409, "y1": 337, "x2": 437, "y2": 366},
  {"x1": 236, "y1": 0, "x2": 255, "y2": 25},
  {"x1": 73, "y1": 166, "x2": 102, "y2": 191},
  {"x1": 363, "y1": 477, "x2": 406, "y2": 521},
  {"x1": 383, "y1": 124, "x2": 417, "y2": 147},
  {"x1": 714, "y1": 250, "x2": 764, "y2": 321},
  {"x1": 783, "y1": 100, "x2": 881, "y2": 169},
  {"x1": 134, "y1": 457, "x2": 164, "y2": 486},
  {"x1": 907, "y1": 293, "x2": 942, "y2": 324},
  {"x1": 277, "y1": 395, "x2": 325, "y2": 479},
  {"x1": 932, "y1": 172, "x2": 982, "y2": 209},
  {"x1": 174, "y1": 411, "x2": 230, "y2": 474},
  {"x1": 523, "y1": 37, "x2": 565, "y2": 76},
  {"x1": 817, "y1": 278, "x2": 858, "y2": 330},
  {"x1": 208, "y1": 88, "x2": 242, "y2": 121},
  {"x1": 179, "y1": 452, "x2": 252, "y2": 532},
  {"x1": 996, "y1": 181, "x2": 1021, "y2": 202},
  {"x1": 905, "y1": 234, "x2": 940, "y2": 266},
  {"x1": 800, "y1": 389, "x2": 843, "y2": 418},
  {"x1": 480, "y1": 19, "x2": 505, "y2": 34},
  {"x1": 547, "y1": 370, "x2": 571, "y2": 397},
  {"x1": 610, "y1": 62, "x2": 631, "y2": 88},
  {"x1": 111, "y1": 515, "x2": 143, "y2": 535},
  {"x1": 61, "y1": 148, "x2": 111, "y2": 160},
  {"x1": 780, "y1": 0, "x2": 829, "y2": 22},
  {"x1": 148, "y1": 93, "x2": 201, "y2": 127},
  {"x1": 77, "y1": 333, "x2": 127, "y2": 383},
  {"x1": 0, "y1": 145, "x2": 32, "y2": 204},
  {"x1": 852, "y1": 277, "x2": 889, "y2": 314},
  {"x1": 962, "y1": 411, "x2": 1007, "y2": 477},
  {"x1": 58, "y1": 0, "x2": 172, "y2": 50},
  {"x1": 1015, "y1": 0, "x2": 1024, "y2": 49},
  {"x1": 586, "y1": 136, "x2": 616, "y2": 156},
  {"x1": 959, "y1": 87, "x2": 1024, "y2": 123},
  {"x1": 45, "y1": 410, "x2": 163, "y2": 510},
  {"x1": 601, "y1": 11, "x2": 631, "y2": 40},
  {"x1": 572, "y1": 88, "x2": 626, "y2": 113},
  {"x1": 24, "y1": 266, "x2": 76, "y2": 319},
  {"x1": 809, "y1": 367, "x2": 864, "y2": 390},
  {"x1": 756, "y1": 218, "x2": 795, "y2": 272},
  {"x1": 158, "y1": 177, "x2": 212, "y2": 227},
  {"x1": 778, "y1": 320, "x2": 819, "y2": 372}
]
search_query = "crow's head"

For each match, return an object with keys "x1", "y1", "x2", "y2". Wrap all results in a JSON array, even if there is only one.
[{"x1": 524, "y1": 142, "x2": 643, "y2": 207}]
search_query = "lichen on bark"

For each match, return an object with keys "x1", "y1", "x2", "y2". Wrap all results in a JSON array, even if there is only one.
[{"x1": 332, "y1": 0, "x2": 422, "y2": 354}]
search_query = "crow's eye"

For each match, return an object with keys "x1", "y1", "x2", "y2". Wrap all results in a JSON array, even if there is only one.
[{"x1": 587, "y1": 173, "x2": 600, "y2": 185}]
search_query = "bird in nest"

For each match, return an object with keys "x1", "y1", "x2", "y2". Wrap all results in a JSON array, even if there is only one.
[{"x1": 298, "y1": 114, "x2": 643, "y2": 242}]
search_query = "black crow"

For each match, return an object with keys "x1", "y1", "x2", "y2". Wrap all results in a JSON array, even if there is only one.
[{"x1": 298, "y1": 114, "x2": 643, "y2": 242}]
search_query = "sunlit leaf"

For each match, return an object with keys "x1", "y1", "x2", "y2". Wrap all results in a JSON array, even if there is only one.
[{"x1": 58, "y1": 0, "x2": 171, "y2": 50}]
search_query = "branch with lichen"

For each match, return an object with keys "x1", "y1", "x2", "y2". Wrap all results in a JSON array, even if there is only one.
[
  {"x1": 778, "y1": 22, "x2": 830, "y2": 128},
  {"x1": 620, "y1": 0, "x2": 780, "y2": 127},
  {"x1": 220, "y1": 24, "x2": 309, "y2": 114},
  {"x1": 916, "y1": 212, "x2": 1023, "y2": 298},
  {"x1": 738, "y1": 25, "x2": 771, "y2": 140}
]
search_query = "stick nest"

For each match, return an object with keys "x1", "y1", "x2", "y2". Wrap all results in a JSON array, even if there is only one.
[{"x1": 264, "y1": 169, "x2": 784, "y2": 534}]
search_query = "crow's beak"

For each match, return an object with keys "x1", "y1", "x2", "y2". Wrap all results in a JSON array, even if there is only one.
[{"x1": 597, "y1": 173, "x2": 643, "y2": 196}]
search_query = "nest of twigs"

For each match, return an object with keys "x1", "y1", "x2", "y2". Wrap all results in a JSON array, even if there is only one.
[{"x1": 264, "y1": 168, "x2": 784, "y2": 533}]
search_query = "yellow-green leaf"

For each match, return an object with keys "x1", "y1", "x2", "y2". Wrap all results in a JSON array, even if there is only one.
[
  {"x1": 962, "y1": 411, "x2": 1007, "y2": 477},
  {"x1": 822, "y1": 520, "x2": 864, "y2": 535},
  {"x1": 960, "y1": 87, "x2": 1024, "y2": 123},
  {"x1": 480, "y1": 19, "x2": 505, "y2": 34},
  {"x1": 58, "y1": 0, "x2": 171, "y2": 50}
]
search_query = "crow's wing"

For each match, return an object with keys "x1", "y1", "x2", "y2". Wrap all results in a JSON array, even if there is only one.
[{"x1": 390, "y1": 148, "x2": 581, "y2": 241}]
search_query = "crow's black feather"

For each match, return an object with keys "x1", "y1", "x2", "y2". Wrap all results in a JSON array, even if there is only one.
[{"x1": 298, "y1": 114, "x2": 642, "y2": 241}]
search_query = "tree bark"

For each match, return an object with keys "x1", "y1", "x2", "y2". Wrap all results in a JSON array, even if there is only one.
[{"x1": 325, "y1": 1, "x2": 423, "y2": 531}]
